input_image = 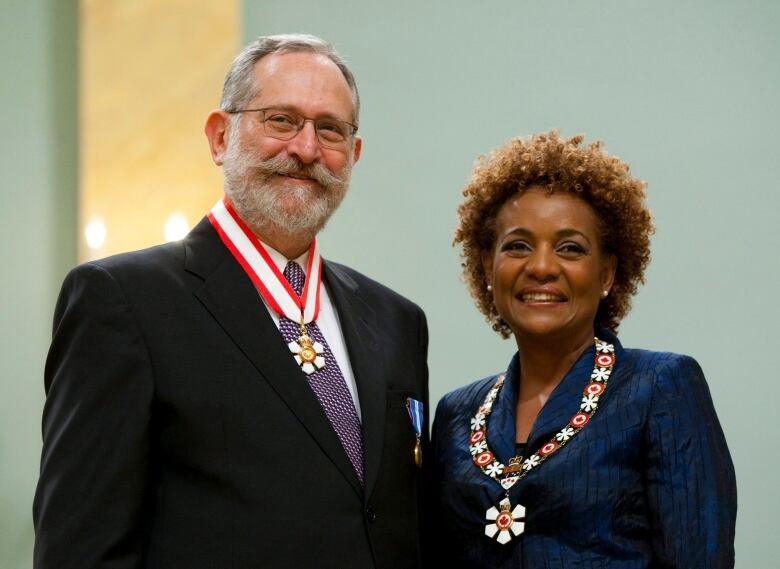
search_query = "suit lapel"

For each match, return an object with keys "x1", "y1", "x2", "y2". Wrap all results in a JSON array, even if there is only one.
[
  {"x1": 184, "y1": 219, "x2": 362, "y2": 497},
  {"x1": 486, "y1": 347, "x2": 600, "y2": 461},
  {"x1": 526, "y1": 349, "x2": 595, "y2": 450},
  {"x1": 488, "y1": 354, "x2": 520, "y2": 465},
  {"x1": 322, "y1": 261, "x2": 385, "y2": 499},
  {"x1": 527, "y1": 332, "x2": 624, "y2": 450}
]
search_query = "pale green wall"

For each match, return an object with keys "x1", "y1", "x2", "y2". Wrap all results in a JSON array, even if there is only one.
[
  {"x1": 244, "y1": 1, "x2": 778, "y2": 566},
  {"x1": 0, "y1": 1, "x2": 78, "y2": 567}
]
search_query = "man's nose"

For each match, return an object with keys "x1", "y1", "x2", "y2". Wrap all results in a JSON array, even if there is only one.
[{"x1": 285, "y1": 120, "x2": 322, "y2": 164}]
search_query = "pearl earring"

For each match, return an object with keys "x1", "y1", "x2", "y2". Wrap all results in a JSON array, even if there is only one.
[
  {"x1": 487, "y1": 284, "x2": 493, "y2": 292},
  {"x1": 602, "y1": 290, "x2": 609, "y2": 298}
]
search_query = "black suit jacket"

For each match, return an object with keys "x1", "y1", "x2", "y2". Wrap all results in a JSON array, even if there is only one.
[{"x1": 33, "y1": 218, "x2": 430, "y2": 569}]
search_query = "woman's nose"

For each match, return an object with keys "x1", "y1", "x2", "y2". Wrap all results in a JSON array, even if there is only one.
[{"x1": 525, "y1": 247, "x2": 559, "y2": 281}]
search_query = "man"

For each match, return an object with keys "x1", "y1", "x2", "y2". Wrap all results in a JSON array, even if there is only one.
[{"x1": 34, "y1": 34, "x2": 429, "y2": 569}]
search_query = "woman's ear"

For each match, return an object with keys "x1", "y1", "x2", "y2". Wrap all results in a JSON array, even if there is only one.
[
  {"x1": 601, "y1": 254, "x2": 617, "y2": 295},
  {"x1": 481, "y1": 250, "x2": 494, "y2": 290}
]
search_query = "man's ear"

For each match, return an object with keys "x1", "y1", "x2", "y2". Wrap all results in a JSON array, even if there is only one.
[
  {"x1": 351, "y1": 135, "x2": 362, "y2": 164},
  {"x1": 204, "y1": 110, "x2": 231, "y2": 165}
]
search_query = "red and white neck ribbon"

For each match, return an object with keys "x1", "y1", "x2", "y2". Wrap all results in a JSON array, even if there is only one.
[{"x1": 208, "y1": 197, "x2": 322, "y2": 324}]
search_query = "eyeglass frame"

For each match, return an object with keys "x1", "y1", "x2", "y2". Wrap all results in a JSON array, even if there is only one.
[{"x1": 226, "y1": 107, "x2": 359, "y2": 149}]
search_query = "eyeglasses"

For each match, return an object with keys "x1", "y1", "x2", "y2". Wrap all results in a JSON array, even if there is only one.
[{"x1": 227, "y1": 107, "x2": 358, "y2": 150}]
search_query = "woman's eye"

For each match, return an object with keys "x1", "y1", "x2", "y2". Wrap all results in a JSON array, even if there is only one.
[
  {"x1": 501, "y1": 240, "x2": 531, "y2": 253},
  {"x1": 557, "y1": 242, "x2": 587, "y2": 255}
]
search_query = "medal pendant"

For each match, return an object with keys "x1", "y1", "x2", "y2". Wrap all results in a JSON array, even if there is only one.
[
  {"x1": 413, "y1": 436, "x2": 422, "y2": 467},
  {"x1": 485, "y1": 497, "x2": 525, "y2": 545},
  {"x1": 470, "y1": 338, "x2": 614, "y2": 545},
  {"x1": 288, "y1": 332, "x2": 325, "y2": 375},
  {"x1": 504, "y1": 456, "x2": 523, "y2": 474}
]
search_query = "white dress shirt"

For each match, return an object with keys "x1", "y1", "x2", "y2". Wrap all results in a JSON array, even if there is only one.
[{"x1": 258, "y1": 241, "x2": 361, "y2": 419}]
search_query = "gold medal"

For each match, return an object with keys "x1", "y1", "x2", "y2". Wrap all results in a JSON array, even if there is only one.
[
  {"x1": 413, "y1": 435, "x2": 422, "y2": 467},
  {"x1": 405, "y1": 397, "x2": 424, "y2": 467},
  {"x1": 297, "y1": 334, "x2": 318, "y2": 363},
  {"x1": 288, "y1": 320, "x2": 325, "y2": 375}
]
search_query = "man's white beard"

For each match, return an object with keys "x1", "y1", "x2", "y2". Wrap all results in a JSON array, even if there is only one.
[{"x1": 222, "y1": 127, "x2": 352, "y2": 239}]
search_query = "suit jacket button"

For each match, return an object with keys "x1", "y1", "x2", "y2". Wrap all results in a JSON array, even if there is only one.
[{"x1": 366, "y1": 505, "x2": 377, "y2": 523}]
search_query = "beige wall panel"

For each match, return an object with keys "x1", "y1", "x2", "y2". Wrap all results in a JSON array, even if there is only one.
[{"x1": 81, "y1": 0, "x2": 238, "y2": 259}]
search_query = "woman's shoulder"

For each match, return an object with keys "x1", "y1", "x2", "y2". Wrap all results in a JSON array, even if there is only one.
[
  {"x1": 599, "y1": 331, "x2": 702, "y2": 379},
  {"x1": 618, "y1": 345, "x2": 708, "y2": 395},
  {"x1": 621, "y1": 346, "x2": 702, "y2": 374},
  {"x1": 435, "y1": 374, "x2": 501, "y2": 419}
]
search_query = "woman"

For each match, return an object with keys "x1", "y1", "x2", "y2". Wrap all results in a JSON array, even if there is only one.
[{"x1": 429, "y1": 131, "x2": 736, "y2": 568}]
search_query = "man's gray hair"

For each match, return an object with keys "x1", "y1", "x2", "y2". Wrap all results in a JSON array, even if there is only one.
[{"x1": 220, "y1": 34, "x2": 360, "y2": 124}]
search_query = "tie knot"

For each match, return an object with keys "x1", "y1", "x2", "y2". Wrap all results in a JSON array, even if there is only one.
[{"x1": 283, "y1": 261, "x2": 305, "y2": 296}]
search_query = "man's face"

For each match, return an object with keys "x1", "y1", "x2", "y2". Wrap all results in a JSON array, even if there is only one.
[{"x1": 222, "y1": 52, "x2": 361, "y2": 237}]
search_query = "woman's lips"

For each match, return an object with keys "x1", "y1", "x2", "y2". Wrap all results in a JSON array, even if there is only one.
[
  {"x1": 517, "y1": 288, "x2": 567, "y2": 303},
  {"x1": 521, "y1": 292, "x2": 564, "y2": 302}
]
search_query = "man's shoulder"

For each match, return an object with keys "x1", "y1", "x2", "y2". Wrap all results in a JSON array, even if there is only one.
[
  {"x1": 77, "y1": 241, "x2": 183, "y2": 279},
  {"x1": 323, "y1": 259, "x2": 423, "y2": 314},
  {"x1": 100, "y1": 240, "x2": 181, "y2": 268}
]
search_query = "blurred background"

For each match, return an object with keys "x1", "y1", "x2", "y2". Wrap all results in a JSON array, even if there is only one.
[{"x1": 2, "y1": 1, "x2": 778, "y2": 567}]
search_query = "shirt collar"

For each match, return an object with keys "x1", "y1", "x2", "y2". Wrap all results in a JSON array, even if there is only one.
[{"x1": 259, "y1": 240, "x2": 310, "y2": 276}]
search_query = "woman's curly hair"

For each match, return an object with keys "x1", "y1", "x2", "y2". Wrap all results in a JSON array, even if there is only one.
[{"x1": 453, "y1": 131, "x2": 654, "y2": 337}]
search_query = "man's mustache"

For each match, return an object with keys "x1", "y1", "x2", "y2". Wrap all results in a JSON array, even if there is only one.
[{"x1": 248, "y1": 155, "x2": 347, "y2": 190}]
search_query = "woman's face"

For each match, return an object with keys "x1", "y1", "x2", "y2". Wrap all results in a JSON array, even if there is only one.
[{"x1": 482, "y1": 188, "x2": 616, "y2": 346}]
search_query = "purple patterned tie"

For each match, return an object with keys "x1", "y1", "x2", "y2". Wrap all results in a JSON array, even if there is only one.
[{"x1": 279, "y1": 261, "x2": 365, "y2": 485}]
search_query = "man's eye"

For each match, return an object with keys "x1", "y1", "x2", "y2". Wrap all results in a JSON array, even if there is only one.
[
  {"x1": 316, "y1": 121, "x2": 347, "y2": 140},
  {"x1": 266, "y1": 114, "x2": 296, "y2": 127}
]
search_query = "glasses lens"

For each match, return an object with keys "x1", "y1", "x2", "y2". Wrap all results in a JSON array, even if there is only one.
[
  {"x1": 262, "y1": 111, "x2": 298, "y2": 139},
  {"x1": 315, "y1": 119, "x2": 349, "y2": 147}
]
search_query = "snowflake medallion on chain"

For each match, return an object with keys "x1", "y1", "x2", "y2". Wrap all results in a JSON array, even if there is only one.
[{"x1": 469, "y1": 337, "x2": 616, "y2": 545}]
